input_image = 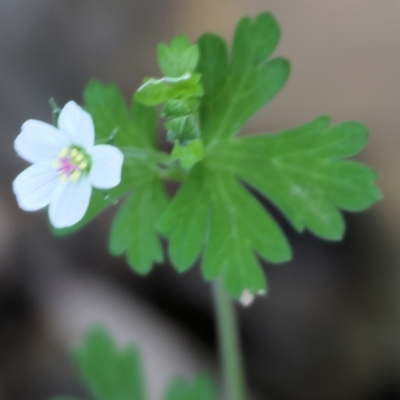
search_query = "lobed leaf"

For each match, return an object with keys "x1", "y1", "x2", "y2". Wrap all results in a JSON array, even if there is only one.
[
  {"x1": 75, "y1": 328, "x2": 147, "y2": 400},
  {"x1": 206, "y1": 117, "x2": 382, "y2": 240},
  {"x1": 202, "y1": 170, "x2": 290, "y2": 297},
  {"x1": 158, "y1": 35, "x2": 200, "y2": 78},
  {"x1": 159, "y1": 166, "x2": 209, "y2": 272},
  {"x1": 159, "y1": 12, "x2": 381, "y2": 300},
  {"x1": 162, "y1": 115, "x2": 380, "y2": 298},
  {"x1": 197, "y1": 12, "x2": 289, "y2": 145},
  {"x1": 135, "y1": 74, "x2": 203, "y2": 106},
  {"x1": 160, "y1": 164, "x2": 291, "y2": 298},
  {"x1": 110, "y1": 179, "x2": 169, "y2": 274},
  {"x1": 84, "y1": 80, "x2": 156, "y2": 149}
]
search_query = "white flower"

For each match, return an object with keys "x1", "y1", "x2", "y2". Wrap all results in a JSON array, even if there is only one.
[{"x1": 13, "y1": 101, "x2": 124, "y2": 228}]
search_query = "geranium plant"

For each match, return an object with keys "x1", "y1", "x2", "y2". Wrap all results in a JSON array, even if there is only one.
[{"x1": 13, "y1": 12, "x2": 381, "y2": 400}]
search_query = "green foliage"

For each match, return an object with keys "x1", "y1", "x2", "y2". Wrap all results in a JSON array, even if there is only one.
[
  {"x1": 171, "y1": 139, "x2": 203, "y2": 170},
  {"x1": 159, "y1": 165, "x2": 291, "y2": 296},
  {"x1": 197, "y1": 12, "x2": 289, "y2": 145},
  {"x1": 163, "y1": 98, "x2": 198, "y2": 119},
  {"x1": 206, "y1": 117, "x2": 382, "y2": 240},
  {"x1": 109, "y1": 179, "x2": 168, "y2": 273},
  {"x1": 164, "y1": 375, "x2": 217, "y2": 400},
  {"x1": 55, "y1": 11, "x2": 381, "y2": 301},
  {"x1": 158, "y1": 35, "x2": 200, "y2": 78},
  {"x1": 159, "y1": 12, "x2": 381, "y2": 299},
  {"x1": 29, "y1": 12, "x2": 383, "y2": 400},
  {"x1": 135, "y1": 74, "x2": 203, "y2": 107},
  {"x1": 160, "y1": 12, "x2": 292, "y2": 297},
  {"x1": 166, "y1": 115, "x2": 200, "y2": 144},
  {"x1": 75, "y1": 328, "x2": 147, "y2": 400},
  {"x1": 158, "y1": 166, "x2": 209, "y2": 272},
  {"x1": 136, "y1": 34, "x2": 203, "y2": 167},
  {"x1": 54, "y1": 81, "x2": 168, "y2": 275},
  {"x1": 51, "y1": 328, "x2": 217, "y2": 400}
]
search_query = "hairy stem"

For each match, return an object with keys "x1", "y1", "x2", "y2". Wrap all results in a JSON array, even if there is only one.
[{"x1": 213, "y1": 280, "x2": 246, "y2": 400}]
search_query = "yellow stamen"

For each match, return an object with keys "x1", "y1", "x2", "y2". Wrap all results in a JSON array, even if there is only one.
[
  {"x1": 60, "y1": 174, "x2": 68, "y2": 183},
  {"x1": 70, "y1": 170, "x2": 81, "y2": 182},
  {"x1": 74, "y1": 153, "x2": 84, "y2": 162},
  {"x1": 71, "y1": 148, "x2": 79, "y2": 157},
  {"x1": 58, "y1": 148, "x2": 69, "y2": 157},
  {"x1": 52, "y1": 160, "x2": 61, "y2": 168},
  {"x1": 79, "y1": 161, "x2": 88, "y2": 169}
]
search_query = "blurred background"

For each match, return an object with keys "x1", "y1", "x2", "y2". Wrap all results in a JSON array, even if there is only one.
[{"x1": 0, "y1": 1, "x2": 399, "y2": 399}]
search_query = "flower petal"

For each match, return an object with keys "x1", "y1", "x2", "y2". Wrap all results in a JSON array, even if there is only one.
[
  {"x1": 89, "y1": 145, "x2": 124, "y2": 189},
  {"x1": 13, "y1": 164, "x2": 60, "y2": 211},
  {"x1": 48, "y1": 176, "x2": 92, "y2": 228},
  {"x1": 58, "y1": 101, "x2": 95, "y2": 149},
  {"x1": 15, "y1": 120, "x2": 70, "y2": 164}
]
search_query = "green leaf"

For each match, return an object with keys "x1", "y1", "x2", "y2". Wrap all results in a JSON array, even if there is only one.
[
  {"x1": 53, "y1": 81, "x2": 160, "y2": 236},
  {"x1": 75, "y1": 328, "x2": 147, "y2": 400},
  {"x1": 158, "y1": 35, "x2": 200, "y2": 77},
  {"x1": 164, "y1": 374, "x2": 217, "y2": 400},
  {"x1": 197, "y1": 12, "x2": 289, "y2": 145},
  {"x1": 163, "y1": 99, "x2": 198, "y2": 119},
  {"x1": 166, "y1": 115, "x2": 200, "y2": 144},
  {"x1": 84, "y1": 80, "x2": 156, "y2": 149},
  {"x1": 201, "y1": 169, "x2": 290, "y2": 297},
  {"x1": 77, "y1": 81, "x2": 170, "y2": 273},
  {"x1": 159, "y1": 13, "x2": 293, "y2": 297},
  {"x1": 171, "y1": 139, "x2": 204, "y2": 170},
  {"x1": 206, "y1": 117, "x2": 383, "y2": 240},
  {"x1": 162, "y1": 117, "x2": 381, "y2": 297},
  {"x1": 160, "y1": 164, "x2": 291, "y2": 298},
  {"x1": 109, "y1": 179, "x2": 169, "y2": 274},
  {"x1": 159, "y1": 12, "x2": 381, "y2": 300},
  {"x1": 135, "y1": 74, "x2": 203, "y2": 106},
  {"x1": 159, "y1": 166, "x2": 209, "y2": 272}
]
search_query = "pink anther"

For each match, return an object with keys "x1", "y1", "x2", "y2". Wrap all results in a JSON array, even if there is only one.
[{"x1": 57, "y1": 156, "x2": 79, "y2": 177}]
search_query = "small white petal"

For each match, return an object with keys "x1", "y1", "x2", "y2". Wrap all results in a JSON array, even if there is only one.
[
  {"x1": 48, "y1": 176, "x2": 92, "y2": 228},
  {"x1": 89, "y1": 145, "x2": 124, "y2": 189},
  {"x1": 13, "y1": 164, "x2": 60, "y2": 211},
  {"x1": 58, "y1": 101, "x2": 95, "y2": 149},
  {"x1": 15, "y1": 120, "x2": 70, "y2": 164},
  {"x1": 240, "y1": 290, "x2": 255, "y2": 307}
]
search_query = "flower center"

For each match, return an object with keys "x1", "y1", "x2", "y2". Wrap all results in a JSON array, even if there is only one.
[{"x1": 53, "y1": 147, "x2": 91, "y2": 182}]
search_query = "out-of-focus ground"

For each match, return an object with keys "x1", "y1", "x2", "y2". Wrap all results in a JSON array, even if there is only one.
[{"x1": 0, "y1": 1, "x2": 400, "y2": 399}]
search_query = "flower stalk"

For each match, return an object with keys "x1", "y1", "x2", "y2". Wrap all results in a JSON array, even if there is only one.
[{"x1": 213, "y1": 280, "x2": 246, "y2": 400}]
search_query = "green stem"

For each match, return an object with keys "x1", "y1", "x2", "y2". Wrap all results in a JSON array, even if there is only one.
[
  {"x1": 118, "y1": 147, "x2": 170, "y2": 163},
  {"x1": 49, "y1": 97, "x2": 61, "y2": 126},
  {"x1": 119, "y1": 147, "x2": 187, "y2": 182},
  {"x1": 213, "y1": 280, "x2": 246, "y2": 400},
  {"x1": 158, "y1": 165, "x2": 186, "y2": 181}
]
